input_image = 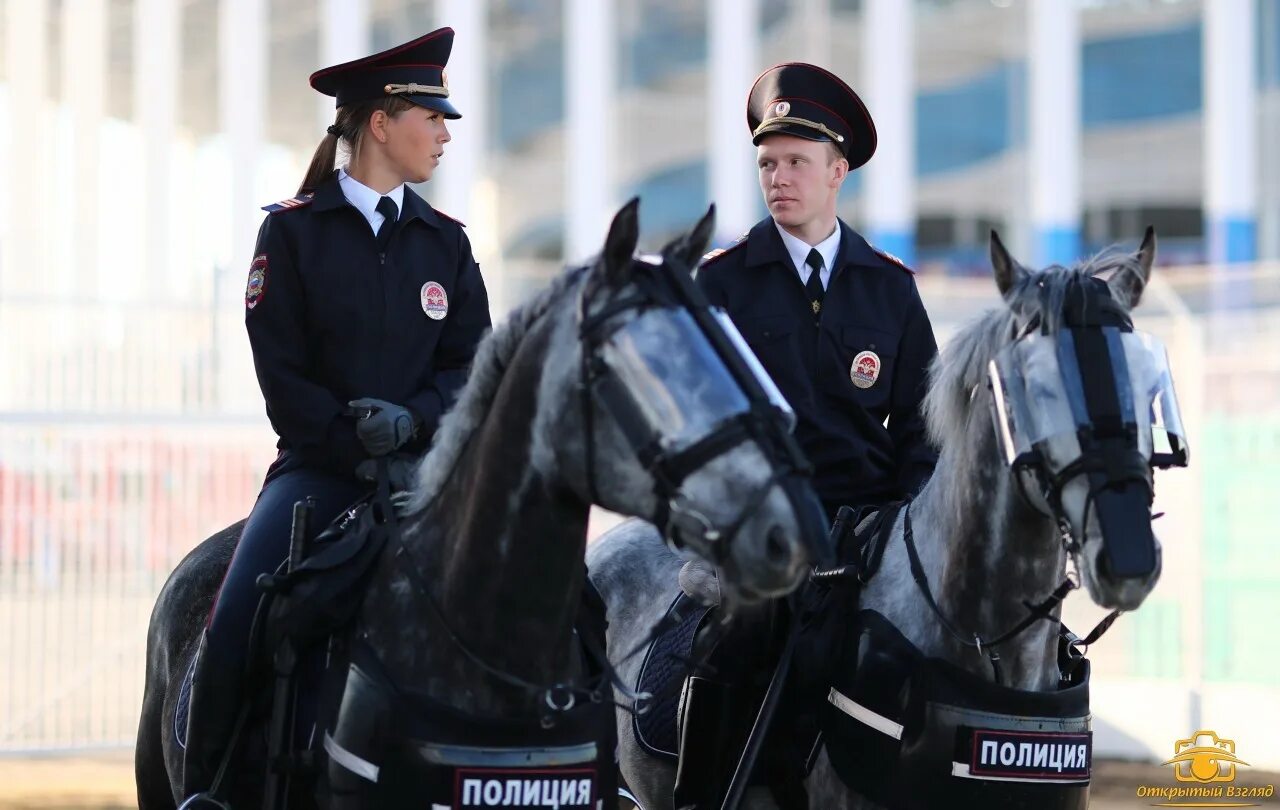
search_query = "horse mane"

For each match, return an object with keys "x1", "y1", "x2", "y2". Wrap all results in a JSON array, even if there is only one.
[
  {"x1": 405, "y1": 263, "x2": 589, "y2": 514},
  {"x1": 920, "y1": 248, "x2": 1146, "y2": 525}
]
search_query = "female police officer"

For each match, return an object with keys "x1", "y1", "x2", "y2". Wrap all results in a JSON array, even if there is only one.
[{"x1": 181, "y1": 27, "x2": 491, "y2": 802}]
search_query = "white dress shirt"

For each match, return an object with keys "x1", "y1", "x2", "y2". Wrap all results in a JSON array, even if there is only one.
[
  {"x1": 775, "y1": 222, "x2": 842, "y2": 290},
  {"x1": 338, "y1": 167, "x2": 405, "y2": 235}
]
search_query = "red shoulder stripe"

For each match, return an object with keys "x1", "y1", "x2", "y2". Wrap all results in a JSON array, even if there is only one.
[
  {"x1": 434, "y1": 207, "x2": 466, "y2": 227},
  {"x1": 871, "y1": 245, "x2": 916, "y2": 274}
]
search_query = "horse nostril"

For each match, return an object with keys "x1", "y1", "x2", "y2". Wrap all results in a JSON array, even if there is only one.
[{"x1": 766, "y1": 525, "x2": 794, "y2": 566}]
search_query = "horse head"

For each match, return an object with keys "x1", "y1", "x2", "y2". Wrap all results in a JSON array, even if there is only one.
[
  {"x1": 545, "y1": 199, "x2": 828, "y2": 601},
  {"x1": 983, "y1": 228, "x2": 1187, "y2": 610}
]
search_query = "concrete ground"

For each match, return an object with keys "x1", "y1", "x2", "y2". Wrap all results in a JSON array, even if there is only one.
[{"x1": 0, "y1": 752, "x2": 1274, "y2": 808}]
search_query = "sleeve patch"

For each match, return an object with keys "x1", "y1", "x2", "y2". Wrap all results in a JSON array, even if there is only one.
[{"x1": 245, "y1": 255, "x2": 268, "y2": 310}]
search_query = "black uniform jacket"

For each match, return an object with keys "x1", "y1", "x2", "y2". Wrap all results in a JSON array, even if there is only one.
[
  {"x1": 697, "y1": 217, "x2": 938, "y2": 512},
  {"x1": 245, "y1": 172, "x2": 491, "y2": 480}
]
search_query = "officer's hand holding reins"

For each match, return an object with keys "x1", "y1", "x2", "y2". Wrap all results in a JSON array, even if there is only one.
[{"x1": 348, "y1": 397, "x2": 415, "y2": 455}]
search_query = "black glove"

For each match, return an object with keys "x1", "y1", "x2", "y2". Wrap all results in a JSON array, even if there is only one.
[
  {"x1": 354, "y1": 456, "x2": 415, "y2": 492},
  {"x1": 348, "y1": 397, "x2": 415, "y2": 456}
]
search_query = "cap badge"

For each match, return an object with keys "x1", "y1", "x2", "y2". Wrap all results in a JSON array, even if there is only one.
[
  {"x1": 773, "y1": 101, "x2": 790, "y2": 118},
  {"x1": 421, "y1": 281, "x2": 449, "y2": 320},
  {"x1": 850, "y1": 350, "x2": 881, "y2": 389}
]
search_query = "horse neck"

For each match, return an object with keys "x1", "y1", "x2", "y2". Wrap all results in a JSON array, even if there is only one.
[
  {"x1": 368, "y1": 320, "x2": 591, "y2": 717},
  {"x1": 907, "y1": 409, "x2": 1065, "y2": 690}
]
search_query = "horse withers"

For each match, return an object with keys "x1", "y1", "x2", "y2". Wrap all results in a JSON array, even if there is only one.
[
  {"x1": 135, "y1": 200, "x2": 828, "y2": 810},
  {"x1": 594, "y1": 228, "x2": 1189, "y2": 809}
]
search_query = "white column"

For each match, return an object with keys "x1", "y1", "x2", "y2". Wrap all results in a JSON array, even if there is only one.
[
  {"x1": 564, "y1": 0, "x2": 615, "y2": 262},
  {"x1": 62, "y1": 0, "x2": 106, "y2": 298},
  {"x1": 134, "y1": 0, "x2": 180, "y2": 300},
  {"x1": 862, "y1": 0, "x2": 915, "y2": 267},
  {"x1": 1028, "y1": 0, "x2": 1081, "y2": 267},
  {"x1": 434, "y1": 0, "x2": 488, "y2": 226},
  {"x1": 799, "y1": 0, "x2": 831, "y2": 74},
  {"x1": 708, "y1": 0, "x2": 760, "y2": 244},
  {"x1": 216, "y1": 0, "x2": 267, "y2": 410},
  {"x1": 1204, "y1": 0, "x2": 1257, "y2": 266},
  {"x1": 317, "y1": 0, "x2": 370, "y2": 132},
  {"x1": 220, "y1": 0, "x2": 267, "y2": 276},
  {"x1": 4, "y1": 0, "x2": 48, "y2": 297}
]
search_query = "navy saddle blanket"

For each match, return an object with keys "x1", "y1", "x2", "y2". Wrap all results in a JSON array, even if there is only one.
[{"x1": 632, "y1": 594, "x2": 712, "y2": 760}]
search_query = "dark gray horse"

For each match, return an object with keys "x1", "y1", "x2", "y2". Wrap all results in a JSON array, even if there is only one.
[
  {"x1": 135, "y1": 201, "x2": 825, "y2": 808},
  {"x1": 592, "y1": 230, "x2": 1185, "y2": 809}
]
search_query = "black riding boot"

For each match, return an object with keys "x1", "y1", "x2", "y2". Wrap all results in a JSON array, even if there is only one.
[
  {"x1": 179, "y1": 630, "x2": 241, "y2": 809},
  {"x1": 673, "y1": 676, "x2": 757, "y2": 810}
]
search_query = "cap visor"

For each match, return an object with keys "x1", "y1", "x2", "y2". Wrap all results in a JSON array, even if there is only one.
[{"x1": 406, "y1": 95, "x2": 461, "y2": 119}]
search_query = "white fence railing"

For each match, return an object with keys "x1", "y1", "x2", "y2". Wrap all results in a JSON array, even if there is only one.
[
  {"x1": 0, "y1": 265, "x2": 1277, "y2": 767},
  {"x1": 0, "y1": 421, "x2": 274, "y2": 750}
]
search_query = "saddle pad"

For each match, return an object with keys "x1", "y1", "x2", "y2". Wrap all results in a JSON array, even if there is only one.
[{"x1": 633, "y1": 594, "x2": 711, "y2": 760}]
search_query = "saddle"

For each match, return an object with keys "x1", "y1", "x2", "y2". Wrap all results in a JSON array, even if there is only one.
[
  {"x1": 258, "y1": 495, "x2": 390, "y2": 656},
  {"x1": 203, "y1": 490, "x2": 617, "y2": 809},
  {"x1": 647, "y1": 503, "x2": 914, "y2": 808}
]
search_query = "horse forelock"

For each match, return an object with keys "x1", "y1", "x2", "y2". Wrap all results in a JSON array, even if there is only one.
[{"x1": 404, "y1": 263, "x2": 591, "y2": 514}]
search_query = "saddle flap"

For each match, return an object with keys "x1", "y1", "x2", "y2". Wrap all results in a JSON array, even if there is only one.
[{"x1": 264, "y1": 503, "x2": 391, "y2": 656}]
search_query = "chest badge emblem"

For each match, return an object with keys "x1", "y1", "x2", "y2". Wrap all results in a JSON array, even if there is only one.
[
  {"x1": 851, "y1": 350, "x2": 881, "y2": 389},
  {"x1": 421, "y1": 281, "x2": 448, "y2": 320}
]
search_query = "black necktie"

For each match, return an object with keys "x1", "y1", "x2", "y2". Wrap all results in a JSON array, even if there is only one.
[
  {"x1": 804, "y1": 248, "x2": 825, "y2": 316},
  {"x1": 375, "y1": 196, "x2": 398, "y2": 251}
]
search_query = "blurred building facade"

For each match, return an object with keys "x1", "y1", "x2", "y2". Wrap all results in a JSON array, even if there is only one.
[
  {"x1": 1, "y1": 0, "x2": 1278, "y2": 766},
  {"x1": 3, "y1": 0, "x2": 1280, "y2": 305}
]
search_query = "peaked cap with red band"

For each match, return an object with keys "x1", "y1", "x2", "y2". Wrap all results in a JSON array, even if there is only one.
[
  {"x1": 310, "y1": 27, "x2": 461, "y2": 119},
  {"x1": 747, "y1": 62, "x2": 877, "y2": 169}
]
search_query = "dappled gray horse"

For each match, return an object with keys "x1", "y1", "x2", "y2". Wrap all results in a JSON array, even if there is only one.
[
  {"x1": 135, "y1": 201, "x2": 827, "y2": 809},
  {"x1": 591, "y1": 229, "x2": 1188, "y2": 809}
]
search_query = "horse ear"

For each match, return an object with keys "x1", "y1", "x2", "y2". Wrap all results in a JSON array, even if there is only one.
[
  {"x1": 1109, "y1": 226, "x2": 1155, "y2": 309},
  {"x1": 990, "y1": 229, "x2": 1027, "y2": 297},
  {"x1": 661, "y1": 204, "x2": 716, "y2": 274},
  {"x1": 602, "y1": 198, "x2": 641, "y2": 287}
]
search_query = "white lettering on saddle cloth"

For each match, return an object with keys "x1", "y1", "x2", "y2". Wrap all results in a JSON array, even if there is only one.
[
  {"x1": 458, "y1": 767, "x2": 595, "y2": 808},
  {"x1": 956, "y1": 729, "x2": 1092, "y2": 783}
]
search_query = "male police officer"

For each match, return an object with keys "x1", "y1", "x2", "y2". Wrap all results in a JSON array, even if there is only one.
[
  {"x1": 699, "y1": 62, "x2": 937, "y2": 521},
  {"x1": 677, "y1": 62, "x2": 939, "y2": 806}
]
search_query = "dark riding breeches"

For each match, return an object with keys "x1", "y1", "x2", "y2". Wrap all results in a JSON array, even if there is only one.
[{"x1": 206, "y1": 466, "x2": 368, "y2": 681}]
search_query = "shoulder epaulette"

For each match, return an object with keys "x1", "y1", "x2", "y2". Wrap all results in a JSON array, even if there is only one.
[
  {"x1": 434, "y1": 208, "x2": 466, "y2": 227},
  {"x1": 870, "y1": 244, "x2": 916, "y2": 274},
  {"x1": 261, "y1": 194, "x2": 314, "y2": 214},
  {"x1": 699, "y1": 234, "x2": 748, "y2": 266}
]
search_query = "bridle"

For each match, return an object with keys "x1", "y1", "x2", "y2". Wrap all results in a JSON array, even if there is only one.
[
  {"x1": 378, "y1": 254, "x2": 831, "y2": 727},
  {"x1": 894, "y1": 276, "x2": 1181, "y2": 682},
  {"x1": 575, "y1": 254, "x2": 829, "y2": 568}
]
